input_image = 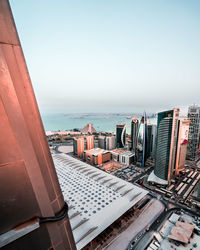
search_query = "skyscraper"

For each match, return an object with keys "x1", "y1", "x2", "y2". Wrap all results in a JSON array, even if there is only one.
[
  {"x1": 148, "y1": 108, "x2": 180, "y2": 185},
  {"x1": 116, "y1": 124, "x2": 126, "y2": 148},
  {"x1": 186, "y1": 105, "x2": 200, "y2": 161},
  {"x1": 147, "y1": 124, "x2": 157, "y2": 159},
  {"x1": 130, "y1": 118, "x2": 139, "y2": 152},
  {"x1": 135, "y1": 113, "x2": 148, "y2": 168},
  {"x1": 175, "y1": 119, "x2": 190, "y2": 175},
  {"x1": 0, "y1": 1, "x2": 75, "y2": 249}
]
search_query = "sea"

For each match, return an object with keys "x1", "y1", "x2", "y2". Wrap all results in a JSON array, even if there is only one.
[{"x1": 41, "y1": 113, "x2": 157, "y2": 134}]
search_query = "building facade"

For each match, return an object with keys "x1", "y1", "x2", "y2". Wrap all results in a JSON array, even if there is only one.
[
  {"x1": 0, "y1": 2, "x2": 75, "y2": 249},
  {"x1": 86, "y1": 135, "x2": 94, "y2": 150},
  {"x1": 135, "y1": 113, "x2": 148, "y2": 168},
  {"x1": 130, "y1": 118, "x2": 139, "y2": 152},
  {"x1": 148, "y1": 108, "x2": 180, "y2": 185},
  {"x1": 83, "y1": 148, "x2": 111, "y2": 165},
  {"x1": 73, "y1": 137, "x2": 85, "y2": 157},
  {"x1": 73, "y1": 136, "x2": 94, "y2": 157},
  {"x1": 98, "y1": 136, "x2": 115, "y2": 150},
  {"x1": 116, "y1": 124, "x2": 126, "y2": 148},
  {"x1": 111, "y1": 149, "x2": 134, "y2": 165},
  {"x1": 147, "y1": 124, "x2": 157, "y2": 159},
  {"x1": 186, "y1": 105, "x2": 200, "y2": 161},
  {"x1": 175, "y1": 119, "x2": 190, "y2": 175}
]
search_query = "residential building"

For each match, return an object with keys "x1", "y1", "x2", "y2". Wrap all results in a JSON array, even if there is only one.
[
  {"x1": 73, "y1": 137, "x2": 85, "y2": 157},
  {"x1": 73, "y1": 136, "x2": 94, "y2": 157},
  {"x1": 86, "y1": 135, "x2": 94, "y2": 150}
]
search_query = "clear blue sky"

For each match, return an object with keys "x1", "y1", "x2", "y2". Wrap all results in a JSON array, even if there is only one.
[{"x1": 10, "y1": 0, "x2": 200, "y2": 114}]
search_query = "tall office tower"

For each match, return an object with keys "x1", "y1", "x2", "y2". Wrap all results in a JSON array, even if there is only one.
[
  {"x1": 135, "y1": 113, "x2": 148, "y2": 168},
  {"x1": 73, "y1": 137, "x2": 85, "y2": 157},
  {"x1": 175, "y1": 119, "x2": 190, "y2": 175},
  {"x1": 86, "y1": 135, "x2": 94, "y2": 150},
  {"x1": 147, "y1": 124, "x2": 157, "y2": 159},
  {"x1": 130, "y1": 118, "x2": 139, "y2": 152},
  {"x1": 186, "y1": 105, "x2": 200, "y2": 161},
  {"x1": 98, "y1": 136, "x2": 116, "y2": 150},
  {"x1": 148, "y1": 108, "x2": 180, "y2": 185},
  {"x1": 116, "y1": 124, "x2": 126, "y2": 148},
  {"x1": 0, "y1": 1, "x2": 75, "y2": 249}
]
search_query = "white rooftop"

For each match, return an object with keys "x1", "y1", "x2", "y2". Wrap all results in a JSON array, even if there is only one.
[
  {"x1": 84, "y1": 147, "x2": 109, "y2": 155},
  {"x1": 53, "y1": 153, "x2": 148, "y2": 250}
]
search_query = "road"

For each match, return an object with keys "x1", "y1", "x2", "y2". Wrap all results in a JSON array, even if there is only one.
[
  {"x1": 105, "y1": 199, "x2": 165, "y2": 250},
  {"x1": 130, "y1": 167, "x2": 153, "y2": 183}
]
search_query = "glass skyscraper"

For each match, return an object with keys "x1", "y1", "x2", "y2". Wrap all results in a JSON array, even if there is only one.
[
  {"x1": 148, "y1": 108, "x2": 179, "y2": 185},
  {"x1": 186, "y1": 105, "x2": 200, "y2": 161},
  {"x1": 130, "y1": 113, "x2": 148, "y2": 168},
  {"x1": 116, "y1": 124, "x2": 126, "y2": 148}
]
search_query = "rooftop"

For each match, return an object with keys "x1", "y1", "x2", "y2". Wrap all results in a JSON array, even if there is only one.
[
  {"x1": 84, "y1": 147, "x2": 109, "y2": 155},
  {"x1": 53, "y1": 153, "x2": 148, "y2": 250},
  {"x1": 112, "y1": 149, "x2": 134, "y2": 156}
]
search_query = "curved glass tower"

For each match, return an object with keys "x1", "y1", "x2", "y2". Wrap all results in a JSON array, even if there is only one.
[
  {"x1": 135, "y1": 112, "x2": 148, "y2": 168},
  {"x1": 154, "y1": 117, "x2": 173, "y2": 180},
  {"x1": 148, "y1": 108, "x2": 180, "y2": 185},
  {"x1": 116, "y1": 124, "x2": 126, "y2": 148}
]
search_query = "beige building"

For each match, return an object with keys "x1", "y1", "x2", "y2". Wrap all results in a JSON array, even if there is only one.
[
  {"x1": 175, "y1": 118, "x2": 190, "y2": 175},
  {"x1": 83, "y1": 148, "x2": 111, "y2": 165}
]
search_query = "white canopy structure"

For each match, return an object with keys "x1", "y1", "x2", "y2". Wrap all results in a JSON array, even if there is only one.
[{"x1": 53, "y1": 154, "x2": 148, "y2": 250}]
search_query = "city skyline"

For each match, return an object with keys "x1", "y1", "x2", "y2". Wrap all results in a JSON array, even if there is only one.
[
  {"x1": 10, "y1": 0, "x2": 200, "y2": 114},
  {"x1": 1, "y1": 2, "x2": 200, "y2": 250}
]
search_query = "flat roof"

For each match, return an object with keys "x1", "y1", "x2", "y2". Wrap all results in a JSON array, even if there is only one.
[
  {"x1": 84, "y1": 147, "x2": 109, "y2": 155},
  {"x1": 53, "y1": 153, "x2": 148, "y2": 250},
  {"x1": 111, "y1": 149, "x2": 134, "y2": 157}
]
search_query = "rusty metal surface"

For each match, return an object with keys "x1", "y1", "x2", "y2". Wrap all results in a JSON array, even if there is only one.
[{"x1": 0, "y1": 0, "x2": 76, "y2": 249}]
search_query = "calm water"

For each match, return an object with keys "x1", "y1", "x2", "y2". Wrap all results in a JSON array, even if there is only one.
[{"x1": 41, "y1": 113, "x2": 157, "y2": 134}]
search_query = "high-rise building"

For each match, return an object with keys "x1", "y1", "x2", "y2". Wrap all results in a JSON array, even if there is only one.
[
  {"x1": 135, "y1": 113, "x2": 148, "y2": 168},
  {"x1": 148, "y1": 108, "x2": 180, "y2": 185},
  {"x1": 73, "y1": 136, "x2": 94, "y2": 157},
  {"x1": 86, "y1": 135, "x2": 94, "y2": 150},
  {"x1": 175, "y1": 119, "x2": 190, "y2": 175},
  {"x1": 186, "y1": 105, "x2": 200, "y2": 161},
  {"x1": 116, "y1": 124, "x2": 126, "y2": 148},
  {"x1": 147, "y1": 124, "x2": 157, "y2": 159},
  {"x1": 98, "y1": 136, "x2": 116, "y2": 150},
  {"x1": 0, "y1": 1, "x2": 75, "y2": 249},
  {"x1": 73, "y1": 137, "x2": 85, "y2": 157},
  {"x1": 130, "y1": 118, "x2": 139, "y2": 152}
]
